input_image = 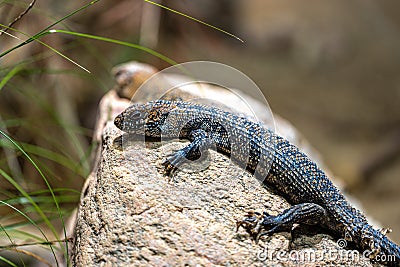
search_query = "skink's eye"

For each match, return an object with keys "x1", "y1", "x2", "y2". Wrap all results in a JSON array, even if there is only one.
[{"x1": 147, "y1": 110, "x2": 162, "y2": 122}]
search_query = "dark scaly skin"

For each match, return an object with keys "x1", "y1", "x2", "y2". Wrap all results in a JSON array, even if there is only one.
[{"x1": 114, "y1": 100, "x2": 400, "y2": 265}]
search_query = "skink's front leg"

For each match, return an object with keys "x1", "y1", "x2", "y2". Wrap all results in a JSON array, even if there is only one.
[{"x1": 162, "y1": 129, "x2": 212, "y2": 176}]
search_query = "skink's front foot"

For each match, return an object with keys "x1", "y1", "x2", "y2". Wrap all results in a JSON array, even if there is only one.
[
  {"x1": 162, "y1": 146, "x2": 202, "y2": 176},
  {"x1": 161, "y1": 129, "x2": 211, "y2": 177},
  {"x1": 237, "y1": 211, "x2": 286, "y2": 242},
  {"x1": 237, "y1": 203, "x2": 327, "y2": 242},
  {"x1": 236, "y1": 211, "x2": 264, "y2": 241},
  {"x1": 162, "y1": 151, "x2": 186, "y2": 176}
]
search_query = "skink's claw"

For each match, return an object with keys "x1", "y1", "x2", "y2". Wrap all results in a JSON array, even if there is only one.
[
  {"x1": 162, "y1": 158, "x2": 179, "y2": 177},
  {"x1": 236, "y1": 211, "x2": 264, "y2": 242},
  {"x1": 162, "y1": 150, "x2": 188, "y2": 177}
]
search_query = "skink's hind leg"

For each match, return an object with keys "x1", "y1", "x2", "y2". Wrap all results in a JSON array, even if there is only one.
[
  {"x1": 237, "y1": 203, "x2": 327, "y2": 242},
  {"x1": 162, "y1": 129, "x2": 211, "y2": 176}
]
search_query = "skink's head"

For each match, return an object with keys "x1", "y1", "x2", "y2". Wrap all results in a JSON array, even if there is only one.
[{"x1": 114, "y1": 100, "x2": 177, "y2": 136}]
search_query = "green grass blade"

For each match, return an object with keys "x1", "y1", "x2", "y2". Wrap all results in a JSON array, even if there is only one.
[
  {"x1": 5, "y1": 195, "x2": 79, "y2": 206},
  {"x1": 0, "y1": 65, "x2": 23, "y2": 91},
  {"x1": 0, "y1": 256, "x2": 18, "y2": 267},
  {"x1": 0, "y1": 224, "x2": 25, "y2": 266},
  {"x1": 0, "y1": 214, "x2": 65, "y2": 234},
  {"x1": 0, "y1": 0, "x2": 100, "y2": 59},
  {"x1": 0, "y1": 24, "x2": 90, "y2": 73},
  {"x1": 5, "y1": 229, "x2": 47, "y2": 244},
  {"x1": 0, "y1": 140, "x2": 87, "y2": 177},
  {"x1": 0, "y1": 170, "x2": 59, "y2": 239},
  {"x1": 49, "y1": 29, "x2": 178, "y2": 66},
  {"x1": 144, "y1": 0, "x2": 244, "y2": 43},
  {"x1": 29, "y1": 188, "x2": 81, "y2": 196},
  {"x1": 0, "y1": 130, "x2": 67, "y2": 265},
  {"x1": 0, "y1": 201, "x2": 59, "y2": 266}
]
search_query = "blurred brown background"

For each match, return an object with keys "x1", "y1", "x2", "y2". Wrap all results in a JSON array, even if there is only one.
[{"x1": 1, "y1": 0, "x2": 399, "y2": 243}]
